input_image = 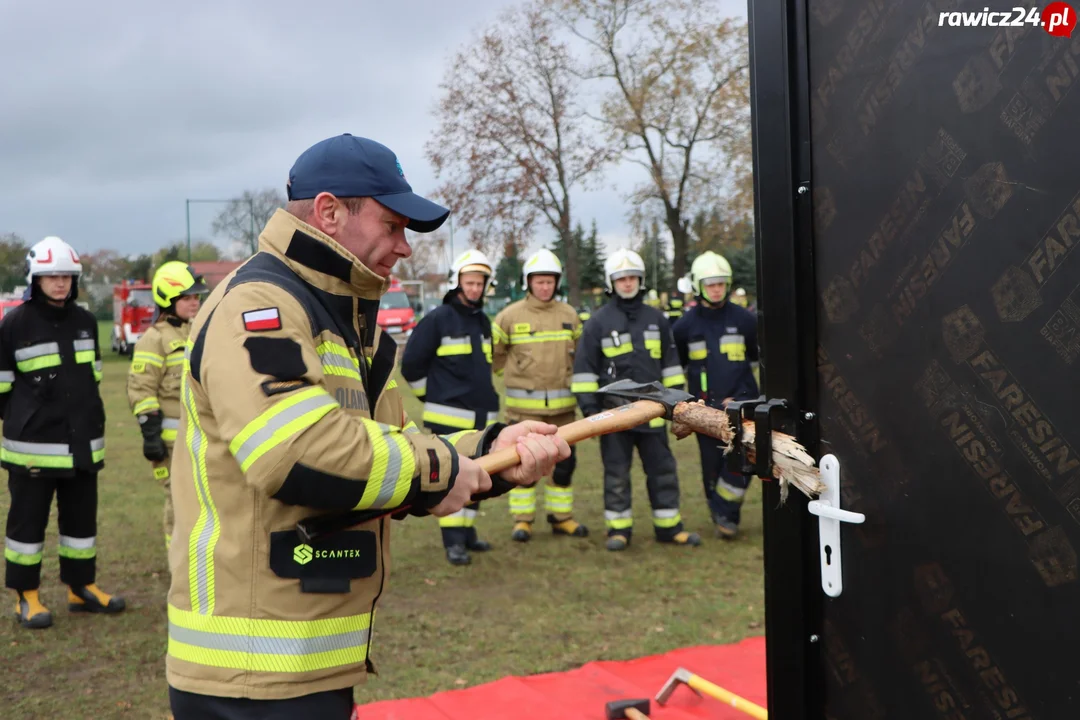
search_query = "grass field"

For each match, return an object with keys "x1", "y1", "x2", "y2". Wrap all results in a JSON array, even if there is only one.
[{"x1": 0, "y1": 322, "x2": 765, "y2": 719}]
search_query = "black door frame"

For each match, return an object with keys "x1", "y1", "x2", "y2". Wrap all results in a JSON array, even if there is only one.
[{"x1": 748, "y1": 0, "x2": 823, "y2": 717}]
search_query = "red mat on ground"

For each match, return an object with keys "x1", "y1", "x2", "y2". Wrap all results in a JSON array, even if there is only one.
[{"x1": 358, "y1": 636, "x2": 766, "y2": 720}]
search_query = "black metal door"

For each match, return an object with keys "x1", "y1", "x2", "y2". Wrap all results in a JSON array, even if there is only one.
[{"x1": 751, "y1": 1, "x2": 1080, "y2": 718}]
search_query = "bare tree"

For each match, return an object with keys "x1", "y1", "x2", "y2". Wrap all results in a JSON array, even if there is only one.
[
  {"x1": 211, "y1": 188, "x2": 287, "y2": 258},
  {"x1": 546, "y1": 0, "x2": 751, "y2": 281},
  {"x1": 426, "y1": 3, "x2": 611, "y2": 305},
  {"x1": 397, "y1": 230, "x2": 447, "y2": 282}
]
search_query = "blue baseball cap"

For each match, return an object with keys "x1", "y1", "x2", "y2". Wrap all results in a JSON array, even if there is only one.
[{"x1": 287, "y1": 134, "x2": 450, "y2": 233}]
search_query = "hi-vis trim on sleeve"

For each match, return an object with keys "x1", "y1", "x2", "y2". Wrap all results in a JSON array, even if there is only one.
[
  {"x1": 571, "y1": 372, "x2": 600, "y2": 393},
  {"x1": 661, "y1": 365, "x2": 686, "y2": 387},
  {"x1": 408, "y1": 377, "x2": 427, "y2": 397},
  {"x1": 355, "y1": 419, "x2": 415, "y2": 510},
  {"x1": 167, "y1": 604, "x2": 372, "y2": 673},
  {"x1": 0, "y1": 370, "x2": 13, "y2": 393},
  {"x1": 242, "y1": 307, "x2": 282, "y2": 332},
  {"x1": 132, "y1": 351, "x2": 165, "y2": 368},
  {"x1": 492, "y1": 324, "x2": 510, "y2": 344},
  {"x1": 133, "y1": 397, "x2": 161, "y2": 415},
  {"x1": 228, "y1": 387, "x2": 339, "y2": 473}
]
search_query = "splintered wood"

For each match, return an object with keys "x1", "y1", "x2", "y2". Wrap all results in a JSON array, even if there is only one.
[{"x1": 671, "y1": 401, "x2": 825, "y2": 503}]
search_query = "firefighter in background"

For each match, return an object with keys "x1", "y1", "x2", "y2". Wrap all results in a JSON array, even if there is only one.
[
  {"x1": 665, "y1": 287, "x2": 685, "y2": 322},
  {"x1": 492, "y1": 248, "x2": 588, "y2": 543},
  {"x1": 731, "y1": 287, "x2": 749, "y2": 308},
  {"x1": 401, "y1": 249, "x2": 501, "y2": 565},
  {"x1": 126, "y1": 261, "x2": 208, "y2": 550},
  {"x1": 672, "y1": 252, "x2": 759, "y2": 539},
  {"x1": 572, "y1": 249, "x2": 701, "y2": 551},
  {"x1": 1, "y1": 237, "x2": 125, "y2": 629}
]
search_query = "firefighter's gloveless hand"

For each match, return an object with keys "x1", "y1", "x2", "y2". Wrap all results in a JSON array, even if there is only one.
[
  {"x1": 490, "y1": 421, "x2": 571, "y2": 487},
  {"x1": 429, "y1": 457, "x2": 493, "y2": 517}
]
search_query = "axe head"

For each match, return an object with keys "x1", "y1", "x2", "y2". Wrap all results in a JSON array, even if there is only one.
[
  {"x1": 656, "y1": 668, "x2": 696, "y2": 705},
  {"x1": 595, "y1": 380, "x2": 694, "y2": 419}
]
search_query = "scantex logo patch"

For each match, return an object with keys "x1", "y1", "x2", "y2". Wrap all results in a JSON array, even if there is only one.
[{"x1": 293, "y1": 544, "x2": 313, "y2": 565}]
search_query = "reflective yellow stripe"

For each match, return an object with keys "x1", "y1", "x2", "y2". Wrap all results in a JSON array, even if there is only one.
[
  {"x1": 133, "y1": 397, "x2": 161, "y2": 415},
  {"x1": 505, "y1": 396, "x2": 577, "y2": 410},
  {"x1": 422, "y1": 411, "x2": 475, "y2": 429},
  {"x1": 662, "y1": 373, "x2": 686, "y2": 388},
  {"x1": 688, "y1": 340, "x2": 708, "y2": 360},
  {"x1": 4, "y1": 547, "x2": 43, "y2": 565},
  {"x1": 168, "y1": 604, "x2": 371, "y2": 673},
  {"x1": 509, "y1": 486, "x2": 536, "y2": 514},
  {"x1": 571, "y1": 382, "x2": 599, "y2": 393},
  {"x1": 183, "y1": 373, "x2": 220, "y2": 615},
  {"x1": 652, "y1": 510, "x2": 682, "y2": 528},
  {"x1": 605, "y1": 510, "x2": 633, "y2": 529},
  {"x1": 601, "y1": 344, "x2": 633, "y2": 358},
  {"x1": 317, "y1": 341, "x2": 362, "y2": 381},
  {"x1": 436, "y1": 343, "x2": 472, "y2": 356},
  {"x1": 166, "y1": 354, "x2": 186, "y2": 367},
  {"x1": 649, "y1": 417, "x2": 666, "y2": 428},
  {"x1": 438, "y1": 507, "x2": 477, "y2": 528},
  {"x1": 5, "y1": 539, "x2": 44, "y2": 566},
  {"x1": 0, "y1": 448, "x2": 74, "y2": 469},
  {"x1": 16, "y1": 354, "x2": 61, "y2": 372},
  {"x1": 720, "y1": 335, "x2": 746, "y2": 361},
  {"x1": 544, "y1": 486, "x2": 573, "y2": 513},
  {"x1": 509, "y1": 330, "x2": 574, "y2": 344},
  {"x1": 354, "y1": 420, "x2": 415, "y2": 510},
  {"x1": 0, "y1": 383, "x2": 11, "y2": 394},
  {"x1": 700, "y1": 371, "x2": 708, "y2": 392},
  {"x1": 132, "y1": 352, "x2": 165, "y2": 367},
  {"x1": 74, "y1": 350, "x2": 95, "y2": 364},
  {"x1": 229, "y1": 388, "x2": 339, "y2": 473},
  {"x1": 492, "y1": 325, "x2": 510, "y2": 344},
  {"x1": 162, "y1": 428, "x2": 178, "y2": 443}
]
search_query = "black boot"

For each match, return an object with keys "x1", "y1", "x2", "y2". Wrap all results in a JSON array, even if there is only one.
[{"x1": 446, "y1": 545, "x2": 471, "y2": 566}]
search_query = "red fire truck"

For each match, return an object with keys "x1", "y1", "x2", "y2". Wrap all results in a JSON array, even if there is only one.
[
  {"x1": 111, "y1": 280, "x2": 156, "y2": 355},
  {"x1": 376, "y1": 276, "x2": 418, "y2": 341}
]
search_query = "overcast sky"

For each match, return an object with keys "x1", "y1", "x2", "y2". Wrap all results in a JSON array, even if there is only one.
[{"x1": 0, "y1": 0, "x2": 747, "y2": 266}]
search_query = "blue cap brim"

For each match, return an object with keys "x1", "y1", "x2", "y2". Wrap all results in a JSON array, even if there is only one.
[{"x1": 373, "y1": 191, "x2": 450, "y2": 233}]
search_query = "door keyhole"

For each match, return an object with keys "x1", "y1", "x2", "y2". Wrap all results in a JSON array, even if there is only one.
[{"x1": 824, "y1": 545, "x2": 833, "y2": 566}]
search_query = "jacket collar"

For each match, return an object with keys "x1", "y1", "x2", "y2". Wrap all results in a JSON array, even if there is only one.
[
  {"x1": 257, "y1": 209, "x2": 389, "y2": 301},
  {"x1": 525, "y1": 292, "x2": 554, "y2": 310}
]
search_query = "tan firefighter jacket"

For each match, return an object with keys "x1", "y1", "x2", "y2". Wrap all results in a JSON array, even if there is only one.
[
  {"x1": 127, "y1": 316, "x2": 190, "y2": 448},
  {"x1": 166, "y1": 209, "x2": 506, "y2": 701},
  {"x1": 492, "y1": 293, "x2": 582, "y2": 417}
]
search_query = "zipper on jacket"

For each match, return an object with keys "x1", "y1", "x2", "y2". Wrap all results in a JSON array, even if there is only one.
[{"x1": 365, "y1": 516, "x2": 387, "y2": 675}]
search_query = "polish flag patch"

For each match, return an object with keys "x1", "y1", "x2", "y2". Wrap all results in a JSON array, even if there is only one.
[{"x1": 242, "y1": 307, "x2": 282, "y2": 332}]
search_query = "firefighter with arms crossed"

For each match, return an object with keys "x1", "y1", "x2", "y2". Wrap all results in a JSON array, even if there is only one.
[
  {"x1": 165, "y1": 134, "x2": 568, "y2": 719},
  {"x1": 127, "y1": 261, "x2": 208, "y2": 551},
  {"x1": 492, "y1": 248, "x2": 588, "y2": 543},
  {"x1": 1, "y1": 237, "x2": 125, "y2": 629},
  {"x1": 401, "y1": 249, "x2": 500, "y2": 566},
  {"x1": 571, "y1": 249, "x2": 701, "y2": 551},
  {"x1": 672, "y1": 252, "x2": 759, "y2": 538}
]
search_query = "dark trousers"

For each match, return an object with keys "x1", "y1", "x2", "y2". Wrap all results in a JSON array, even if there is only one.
[
  {"x1": 599, "y1": 430, "x2": 684, "y2": 541},
  {"x1": 425, "y1": 421, "x2": 484, "y2": 549},
  {"x1": 170, "y1": 685, "x2": 354, "y2": 720},
  {"x1": 697, "y1": 433, "x2": 752, "y2": 525},
  {"x1": 5, "y1": 469, "x2": 98, "y2": 591}
]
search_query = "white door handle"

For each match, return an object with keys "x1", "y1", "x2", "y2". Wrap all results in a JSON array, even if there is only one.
[{"x1": 812, "y1": 454, "x2": 864, "y2": 598}]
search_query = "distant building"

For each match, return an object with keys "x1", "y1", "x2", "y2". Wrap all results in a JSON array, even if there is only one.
[{"x1": 191, "y1": 261, "x2": 243, "y2": 289}]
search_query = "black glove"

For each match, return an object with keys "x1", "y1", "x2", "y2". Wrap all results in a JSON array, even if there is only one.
[{"x1": 139, "y1": 411, "x2": 168, "y2": 462}]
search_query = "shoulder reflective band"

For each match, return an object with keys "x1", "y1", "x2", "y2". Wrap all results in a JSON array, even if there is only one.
[
  {"x1": 601, "y1": 334, "x2": 633, "y2": 357},
  {"x1": 688, "y1": 340, "x2": 708, "y2": 361},
  {"x1": 605, "y1": 509, "x2": 633, "y2": 530},
  {"x1": 422, "y1": 402, "x2": 483, "y2": 430},
  {"x1": 73, "y1": 338, "x2": 96, "y2": 364},
  {"x1": 652, "y1": 508, "x2": 682, "y2": 528},
  {"x1": 133, "y1": 397, "x2": 162, "y2": 415},
  {"x1": 317, "y1": 341, "x2": 362, "y2": 381},
  {"x1": 408, "y1": 377, "x2": 427, "y2": 397},
  {"x1": 162, "y1": 417, "x2": 180, "y2": 443},
  {"x1": 661, "y1": 366, "x2": 686, "y2": 387},
  {"x1": 167, "y1": 604, "x2": 372, "y2": 673},
  {"x1": 0, "y1": 370, "x2": 13, "y2": 393},
  {"x1": 571, "y1": 373, "x2": 599, "y2": 393},
  {"x1": 4, "y1": 537, "x2": 43, "y2": 566},
  {"x1": 509, "y1": 329, "x2": 574, "y2": 344},
  {"x1": 354, "y1": 419, "x2": 415, "y2": 510},
  {"x1": 505, "y1": 388, "x2": 577, "y2": 410},
  {"x1": 91, "y1": 437, "x2": 105, "y2": 464},
  {"x1": 720, "y1": 334, "x2": 747, "y2": 362},
  {"x1": 436, "y1": 336, "x2": 472, "y2": 357},
  {"x1": 1, "y1": 439, "x2": 73, "y2": 469},
  {"x1": 14, "y1": 342, "x2": 61, "y2": 373},
  {"x1": 58, "y1": 534, "x2": 96, "y2": 560},
  {"x1": 229, "y1": 387, "x2": 339, "y2": 473},
  {"x1": 132, "y1": 351, "x2": 165, "y2": 368}
]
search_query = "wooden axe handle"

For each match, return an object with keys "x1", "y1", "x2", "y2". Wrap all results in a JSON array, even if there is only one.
[{"x1": 477, "y1": 400, "x2": 668, "y2": 474}]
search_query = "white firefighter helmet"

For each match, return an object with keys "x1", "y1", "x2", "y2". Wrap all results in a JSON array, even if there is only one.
[
  {"x1": 603, "y1": 248, "x2": 646, "y2": 293},
  {"x1": 731, "y1": 287, "x2": 749, "y2": 307},
  {"x1": 521, "y1": 247, "x2": 563, "y2": 292},
  {"x1": 448, "y1": 248, "x2": 494, "y2": 292},
  {"x1": 26, "y1": 236, "x2": 83, "y2": 284},
  {"x1": 689, "y1": 251, "x2": 733, "y2": 297}
]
